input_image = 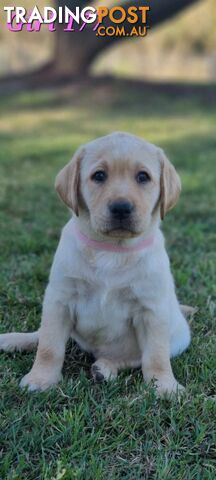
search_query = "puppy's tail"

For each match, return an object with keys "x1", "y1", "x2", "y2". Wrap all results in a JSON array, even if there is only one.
[
  {"x1": 0, "y1": 330, "x2": 39, "y2": 352},
  {"x1": 180, "y1": 304, "x2": 198, "y2": 319}
]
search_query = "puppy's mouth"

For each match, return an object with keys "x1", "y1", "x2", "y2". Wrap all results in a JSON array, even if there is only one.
[{"x1": 100, "y1": 220, "x2": 140, "y2": 238}]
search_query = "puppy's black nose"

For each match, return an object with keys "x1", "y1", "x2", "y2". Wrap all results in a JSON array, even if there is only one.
[{"x1": 109, "y1": 200, "x2": 134, "y2": 219}]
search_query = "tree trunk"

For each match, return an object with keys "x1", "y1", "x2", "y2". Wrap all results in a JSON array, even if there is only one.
[{"x1": 52, "y1": 0, "x2": 200, "y2": 76}]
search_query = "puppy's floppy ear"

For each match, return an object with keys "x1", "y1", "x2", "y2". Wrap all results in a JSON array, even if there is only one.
[
  {"x1": 55, "y1": 147, "x2": 85, "y2": 216},
  {"x1": 158, "y1": 148, "x2": 181, "y2": 220}
]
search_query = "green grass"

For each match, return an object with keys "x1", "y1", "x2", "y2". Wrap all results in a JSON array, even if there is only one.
[{"x1": 0, "y1": 80, "x2": 215, "y2": 479}]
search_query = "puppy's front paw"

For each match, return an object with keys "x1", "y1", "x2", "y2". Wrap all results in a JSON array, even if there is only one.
[
  {"x1": 20, "y1": 370, "x2": 61, "y2": 392},
  {"x1": 156, "y1": 379, "x2": 185, "y2": 398}
]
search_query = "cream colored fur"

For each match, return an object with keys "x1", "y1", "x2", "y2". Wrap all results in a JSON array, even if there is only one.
[{"x1": 0, "y1": 132, "x2": 193, "y2": 396}]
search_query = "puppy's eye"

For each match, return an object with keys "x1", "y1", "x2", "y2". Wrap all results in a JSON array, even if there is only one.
[
  {"x1": 136, "y1": 171, "x2": 151, "y2": 184},
  {"x1": 91, "y1": 170, "x2": 107, "y2": 183}
]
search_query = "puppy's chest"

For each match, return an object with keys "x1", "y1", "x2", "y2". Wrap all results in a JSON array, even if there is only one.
[{"x1": 70, "y1": 281, "x2": 136, "y2": 342}]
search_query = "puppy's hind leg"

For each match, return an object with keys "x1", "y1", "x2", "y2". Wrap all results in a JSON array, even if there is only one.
[
  {"x1": 0, "y1": 331, "x2": 39, "y2": 352},
  {"x1": 91, "y1": 357, "x2": 141, "y2": 382},
  {"x1": 91, "y1": 358, "x2": 118, "y2": 383}
]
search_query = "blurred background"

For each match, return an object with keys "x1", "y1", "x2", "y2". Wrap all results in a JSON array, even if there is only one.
[{"x1": 0, "y1": 0, "x2": 216, "y2": 81}]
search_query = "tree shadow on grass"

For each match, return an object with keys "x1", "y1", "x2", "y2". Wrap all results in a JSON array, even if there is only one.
[{"x1": 0, "y1": 76, "x2": 216, "y2": 116}]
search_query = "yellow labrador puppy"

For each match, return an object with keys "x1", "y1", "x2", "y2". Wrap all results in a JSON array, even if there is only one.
[{"x1": 0, "y1": 132, "x2": 192, "y2": 395}]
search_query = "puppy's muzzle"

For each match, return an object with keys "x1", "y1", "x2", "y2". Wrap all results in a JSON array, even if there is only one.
[{"x1": 108, "y1": 200, "x2": 134, "y2": 220}]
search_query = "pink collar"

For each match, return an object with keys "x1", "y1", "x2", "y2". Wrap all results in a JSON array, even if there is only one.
[{"x1": 73, "y1": 224, "x2": 154, "y2": 253}]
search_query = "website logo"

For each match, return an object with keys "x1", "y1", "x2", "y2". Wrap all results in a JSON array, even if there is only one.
[{"x1": 3, "y1": 5, "x2": 150, "y2": 37}]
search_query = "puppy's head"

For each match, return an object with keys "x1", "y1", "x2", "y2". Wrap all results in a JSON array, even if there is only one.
[{"x1": 55, "y1": 133, "x2": 181, "y2": 237}]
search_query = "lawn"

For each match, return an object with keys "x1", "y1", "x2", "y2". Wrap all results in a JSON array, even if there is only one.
[{"x1": 0, "y1": 79, "x2": 215, "y2": 479}]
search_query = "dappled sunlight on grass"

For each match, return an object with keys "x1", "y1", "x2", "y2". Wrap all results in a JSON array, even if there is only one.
[{"x1": 1, "y1": 83, "x2": 215, "y2": 153}]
